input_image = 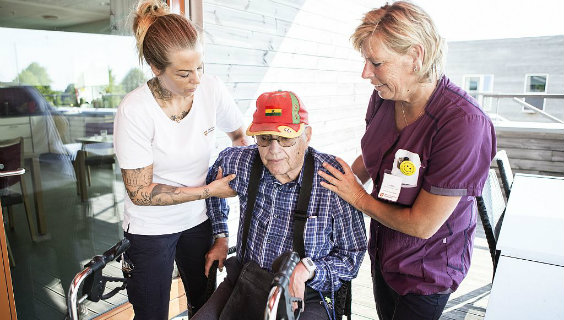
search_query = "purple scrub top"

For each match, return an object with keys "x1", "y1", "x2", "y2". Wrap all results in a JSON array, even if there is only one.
[{"x1": 362, "y1": 76, "x2": 496, "y2": 295}]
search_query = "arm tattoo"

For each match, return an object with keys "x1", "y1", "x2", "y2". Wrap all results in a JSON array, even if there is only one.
[
  {"x1": 151, "y1": 184, "x2": 183, "y2": 205},
  {"x1": 122, "y1": 168, "x2": 153, "y2": 205},
  {"x1": 122, "y1": 166, "x2": 193, "y2": 206}
]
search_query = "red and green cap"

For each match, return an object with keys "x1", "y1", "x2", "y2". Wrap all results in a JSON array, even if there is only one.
[{"x1": 246, "y1": 90, "x2": 308, "y2": 138}]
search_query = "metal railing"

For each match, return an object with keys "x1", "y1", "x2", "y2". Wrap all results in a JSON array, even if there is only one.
[{"x1": 476, "y1": 93, "x2": 564, "y2": 125}]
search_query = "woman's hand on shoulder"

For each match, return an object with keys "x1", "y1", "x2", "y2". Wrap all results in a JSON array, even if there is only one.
[
  {"x1": 227, "y1": 127, "x2": 250, "y2": 146},
  {"x1": 318, "y1": 157, "x2": 368, "y2": 209},
  {"x1": 207, "y1": 166, "x2": 237, "y2": 198}
]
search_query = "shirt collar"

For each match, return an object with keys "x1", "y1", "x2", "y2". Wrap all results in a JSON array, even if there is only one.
[{"x1": 258, "y1": 147, "x2": 313, "y2": 188}]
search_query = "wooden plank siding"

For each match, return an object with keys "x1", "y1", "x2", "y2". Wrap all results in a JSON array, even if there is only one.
[
  {"x1": 202, "y1": 0, "x2": 374, "y2": 162},
  {"x1": 495, "y1": 126, "x2": 564, "y2": 176}
]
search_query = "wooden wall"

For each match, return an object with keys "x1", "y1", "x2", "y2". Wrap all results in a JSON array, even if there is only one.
[
  {"x1": 495, "y1": 126, "x2": 564, "y2": 177},
  {"x1": 202, "y1": 0, "x2": 374, "y2": 162}
]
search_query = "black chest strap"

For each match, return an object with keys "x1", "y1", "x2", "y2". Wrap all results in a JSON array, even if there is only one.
[{"x1": 240, "y1": 150, "x2": 314, "y2": 260}]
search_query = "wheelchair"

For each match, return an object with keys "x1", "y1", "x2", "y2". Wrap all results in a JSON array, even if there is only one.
[{"x1": 66, "y1": 239, "x2": 304, "y2": 320}]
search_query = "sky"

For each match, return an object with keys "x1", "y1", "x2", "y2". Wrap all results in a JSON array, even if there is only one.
[
  {"x1": 0, "y1": 27, "x2": 148, "y2": 92},
  {"x1": 1, "y1": 0, "x2": 563, "y2": 91},
  {"x1": 414, "y1": 0, "x2": 564, "y2": 41}
]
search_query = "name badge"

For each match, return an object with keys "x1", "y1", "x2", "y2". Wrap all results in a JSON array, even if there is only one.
[{"x1": 378, "y1": 173, "x2": 402, "y2": 202}]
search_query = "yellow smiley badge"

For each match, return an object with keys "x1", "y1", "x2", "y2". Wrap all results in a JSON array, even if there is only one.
[{"x1": 399, "y1": 160, "x2": 416, "y2": 176}]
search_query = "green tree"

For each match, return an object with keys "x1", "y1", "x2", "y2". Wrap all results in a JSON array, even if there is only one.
[
  {"x1": 121, "y1": 68, "x2": 147, "y2": 93},
  {"x1": 103, "y1": 68, "x2": 124, "y2": 108},
  {"x1": 63, "y1": 84, "x2": 79, "y2": 107},
  {"x1": 105, "y1": 68, "x2": 117, "y2": 93},
  {"x1": 13, "y1": 62, "x2": 52, "y2": 86},
  {"x1": 13, "y1": 62, "x2": 58, "y2": 104}
]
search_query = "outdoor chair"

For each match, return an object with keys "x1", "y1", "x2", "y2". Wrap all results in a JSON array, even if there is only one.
[
  {"x1": 75, "y1": 142, "x2": 115, "y2": 202},
  {"x1": 476, "y1": 169, "x2": 507, "y2": 278},
  {"x1": 75, "y1": 122, "x2": 115, "y2": 196},
  {"x1": 494, "y1": 150, "x2": 514, "y2": 199},
  {"x1": 0, "y1": 137, "x2": 38, "y2": 245}
]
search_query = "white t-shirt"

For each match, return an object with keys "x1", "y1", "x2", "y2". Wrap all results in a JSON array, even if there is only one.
[{"x1": 114, "y1": 74, "x2": 243, "y2": 235}]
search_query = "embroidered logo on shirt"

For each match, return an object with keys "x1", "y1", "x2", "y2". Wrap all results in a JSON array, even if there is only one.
[{"x1": 203, "y1": 126, "x2": 215, "y2": 136}]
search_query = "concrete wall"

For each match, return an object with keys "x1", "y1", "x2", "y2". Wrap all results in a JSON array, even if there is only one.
[{"x1": 446, "y1": 36, "x2": 564, "y2": 122}]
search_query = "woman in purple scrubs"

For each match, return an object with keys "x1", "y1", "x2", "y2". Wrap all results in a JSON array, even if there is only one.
[{"x1": 319, "y1": 2, "x2": 496, "y2": 319}]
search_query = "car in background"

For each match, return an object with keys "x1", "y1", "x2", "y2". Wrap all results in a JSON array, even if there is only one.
[
  {"x1": 0, "y1": 86, "x2": 69, "y2": 154},
  {"x1": 0, "y1": 86, "x2": 57, "y2": 116}
]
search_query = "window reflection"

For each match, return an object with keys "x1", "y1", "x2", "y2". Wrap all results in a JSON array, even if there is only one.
[{"x1": 0, "y1": 1, "x2": 141, "y2": 318}]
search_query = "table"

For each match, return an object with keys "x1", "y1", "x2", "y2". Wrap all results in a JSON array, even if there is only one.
[
  {"x1": 496, "y1": 174, "x2": 564, "y2": 266},
  {"x1": 484, "y1": 256, "x2": 564, "y2": 319},
  {"x1": 75, "y1": 134, "x2": 113, "y2": 145},
  {"x1": 485, "y1": 173, "x2": 564, "y2": 319}
]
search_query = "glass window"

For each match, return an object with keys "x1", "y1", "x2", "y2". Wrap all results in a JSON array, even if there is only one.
[
  {"x1": 0, "y1": 1, "x2": 145, "y2": 319},
  {"x1": 527, "y1": 75, "x2": 547, "y2": 92},
  {"x1": 463, "y1": 74, "x2": 494, "y2": 110},
  {"x1": 524, "y1": 74, "x2": 548, "y2": 111},
  {"x1": 467, "y1": 78, "x2": 479, "y2": 91},
  {"x1": 464, "y1": 76, "x2": 480, "y2": 97}
]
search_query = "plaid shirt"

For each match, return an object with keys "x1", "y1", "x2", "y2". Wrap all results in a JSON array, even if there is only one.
[{"x1": 206, "y1": 146, "x2": 366, "y2": 292}]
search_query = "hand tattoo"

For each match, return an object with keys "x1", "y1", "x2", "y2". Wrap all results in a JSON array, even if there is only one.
[{"x1": 201, "y1": 187, "x2": 210, "y2": 199}]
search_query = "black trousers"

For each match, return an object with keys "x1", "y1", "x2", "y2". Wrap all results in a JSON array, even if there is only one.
[
  {"x1": 372, "y1": 260, "x2": 450, "y2": 320},
  {"x1": 124, "y1": 220, "x2": 213, "y2": 320}
]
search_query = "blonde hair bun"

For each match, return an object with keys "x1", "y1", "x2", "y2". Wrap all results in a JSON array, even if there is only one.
[{"x1": 133, "y1": 0, "x2": 170, "y2": 63}]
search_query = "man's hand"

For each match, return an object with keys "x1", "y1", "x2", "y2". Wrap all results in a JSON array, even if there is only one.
[
  {"x1": 288, "y1": 262, "x2": 311, "y2": 311},
  {"x1": 204, "y1": 237, "x2": 229, "y2": 277}
]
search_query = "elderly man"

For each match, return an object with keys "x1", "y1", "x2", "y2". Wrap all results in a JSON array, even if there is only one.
[{"x1": 195, "y1": 91, "x2": 366, "y2": 320}]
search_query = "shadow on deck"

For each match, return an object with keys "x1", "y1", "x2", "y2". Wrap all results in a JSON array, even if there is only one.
[{"x1": 349, "y1": 217, "x2": 494, "y2": 320}]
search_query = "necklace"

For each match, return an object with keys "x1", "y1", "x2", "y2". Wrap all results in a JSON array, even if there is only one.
[{"x1": 400, "y1": 101, "x2": 425, "y2": 127}]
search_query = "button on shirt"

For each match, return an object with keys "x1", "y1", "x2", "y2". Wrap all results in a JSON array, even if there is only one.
[{"x1": 206, "y1": 146, "x2": 367, "y2": 293}]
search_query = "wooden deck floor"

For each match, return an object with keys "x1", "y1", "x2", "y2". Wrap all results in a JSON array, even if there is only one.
[
  {"x1": 6, "y1": 157, "x2": 494, "y2": 319},
  {"x1": 348, "y1": 217, "x2": 493, "y2": 320}
]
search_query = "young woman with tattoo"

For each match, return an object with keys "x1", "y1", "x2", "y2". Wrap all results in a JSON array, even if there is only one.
[{"x1": 113, "y1": 1, "x2": 247, "y2": 318}]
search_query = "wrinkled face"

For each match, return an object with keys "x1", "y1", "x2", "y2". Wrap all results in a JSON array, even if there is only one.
[
  {"x1": 152, "y1": 47, "x2": 203, "y2": 97},
  {"x1": 361, "y1": 34, "x2": 416, "y2": 101},
  {"x1": 257, "y1": 127, "x2": 312, "y2": 184}
]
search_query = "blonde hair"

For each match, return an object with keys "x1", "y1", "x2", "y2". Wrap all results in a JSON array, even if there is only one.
[
  {"x1": 132, "y1": 0, "x2": 200, "y2": 71},
  {"x1": 351, "y1": 1, "x2": 446, "y2": 82}
]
